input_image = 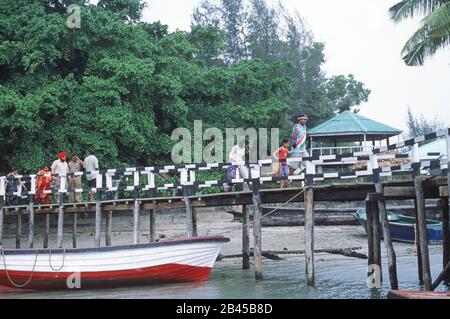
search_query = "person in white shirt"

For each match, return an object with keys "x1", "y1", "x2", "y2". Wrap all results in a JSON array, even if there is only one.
[
  {"x1": 84, "y1": 154, "x2": 99, "y2": 202},
  {"x1": 51, "y1": 152, "x2": 69, "y2": 191},
  {"x1": 225, "y1": 140, "x2": 249, "y2": 191}
]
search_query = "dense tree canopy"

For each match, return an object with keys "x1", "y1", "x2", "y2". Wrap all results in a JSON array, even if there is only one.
[
  {"x1": 0, "y1": 0, "x2": 292, "y2": 172},
  {"x1": 0, "y1": 0, "x2": 370, "y2": 173},
  {"x1": 192, "y1": 0, "x2": 371, "y2": 131}
]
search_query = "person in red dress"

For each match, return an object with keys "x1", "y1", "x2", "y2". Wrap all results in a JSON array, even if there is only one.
[
  {"x1": 273, "y1": 139, "x2": 292, "y2": 189},
  {"x1": 35, "y1": 164, "x2": 52, "y2": 205}
]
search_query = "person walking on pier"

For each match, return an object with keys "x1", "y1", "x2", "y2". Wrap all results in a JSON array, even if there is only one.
[
  {"x1": 35, "y1": 165, "x2": 52, "y2": 205},
  {"x1": 224, "y1": 140, "x2": 249, "y2": 192},
  {"x1": 273, "y1": 139, "x2": 292, "y2": 189},
  {"x1": 291, "y1": 114, "x2": 309, "y2": 175},
  {"x1": 68, "y1": 155, "x2": 84, "y2": 203},
  {"x1": 84, "y1": 154, "x2": 99, "y2": 202}
]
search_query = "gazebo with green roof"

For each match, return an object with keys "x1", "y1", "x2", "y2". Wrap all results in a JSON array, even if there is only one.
[{"x1": 308, "y1": 111, "x2": 402, "y2": 156}]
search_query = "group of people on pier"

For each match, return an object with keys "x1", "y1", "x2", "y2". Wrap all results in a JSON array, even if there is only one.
[{"x1": 4, "y1": 153, "x2": 99, "y2": 206}]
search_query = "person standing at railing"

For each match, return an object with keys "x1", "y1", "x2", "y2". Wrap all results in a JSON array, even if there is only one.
[
  {"x1": 5, "y1": 170, "x2": 26, "y2": 206},
  {"x1": 68, "y1": 155, "x2": 84, "y2": 203},
  {"x1": 35, "y1": 165, "x2": 52, "y2": 205},
  {"x1": 51, "y1": 152, "x2": 69, "y2": 195},
  {"x1": 84, "y1": 154, "x2": 99, "y2": 202},
  {"x1": 273, "y1": 139, "x2": 292, "y2": 189},
  {"x1": 291, "y1": 114, "x2": 310, "y2": 175}
]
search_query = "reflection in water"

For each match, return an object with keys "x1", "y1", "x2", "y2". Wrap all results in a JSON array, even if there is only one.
[{"x1": 1, "y1": 253, "x2": 449, "y2": 299}]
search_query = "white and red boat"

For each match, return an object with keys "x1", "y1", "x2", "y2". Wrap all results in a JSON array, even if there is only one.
[{"x1": 0, "y1": 236, "x2": 229, "y2": 290}]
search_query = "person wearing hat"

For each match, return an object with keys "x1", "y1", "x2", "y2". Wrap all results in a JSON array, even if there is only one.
[
  {"x1": 51, "y1": 151, "x2": 69, "y2": 192},
  {"x1": 291, "y1": 114, "x2": 310, "y2": 174}
]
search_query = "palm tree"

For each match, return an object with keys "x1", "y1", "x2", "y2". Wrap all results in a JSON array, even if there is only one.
[{"x1": 389, "y1": 0, "x2": 450, "y2": 66}]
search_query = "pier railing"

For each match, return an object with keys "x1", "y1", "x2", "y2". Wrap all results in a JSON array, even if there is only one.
[{"x1": 0, "y1": 128, "x2": 448, "y2": 201}]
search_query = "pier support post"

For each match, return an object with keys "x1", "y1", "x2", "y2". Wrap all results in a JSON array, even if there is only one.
[
  {"x1": 0, "y1": 180, "x2": 4, "y2": 246},
  {"x1": 414, "y1": 176, "x2": 432, "y2": 290},
  {"x1": 73, "y1": 213, "x2": 77, "y2": 249},
  {"x1": 366, "y1": 200, "x2": 374, "y2": 267},
  {"x1": 370, "y1": 153, "x2": 398, "y2": 290},
  {"x1": 28, "y1": 198, "x2": 35, "y2": 249},
  {"x1": 105, "y1": 211, "x2": 112, "y2": 247},
  {"x1": 95, "y1": 200, "x2": 102, "y2": 247},
  {"x1": 133, "y1": 199, "x2": 141, "y2": 245},
  {"x1": 183, "y1": 191, "x2": 194, "y2": 238},
  {"x1": 192, "y1": 207, "x2": 198, "y2": 238},
  {"x1": 0, "y1": 199, "x2": 3, "y2": 246},
  {"x1": 44, "y1": 214, "x2": 50, "y2": 248},
  {"x1": 366, "y1": 198, "x2": 382, "y2": 281},
  {"x1": 242, "y1": 205, "x2": 250, "y2": 270},
  {"x1": 304, "y1": 161, "x2": 315, "y2": 286},
  {"x1": 56, "y1": 193, "x2": 65, "y2": 249},
  {"x1": 16, "y1": 208, "x2": 21, "y2": 249},
  {"x1": 252, "y1": 180, "x2": 263, "y2": 280},
  {"x1": 440, "y1": 197, "x2": 450, "y2": 285},
  {"x1": 149, "y1": 209, "x2": 156, "y2": 242},
  {"x1": 412, "y1": 144, "x2": 423, "y2": 283}
]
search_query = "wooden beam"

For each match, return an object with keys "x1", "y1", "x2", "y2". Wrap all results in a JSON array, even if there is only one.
[
  {"x1": 192, "y1": 207, "x2": 198, "y2": 238},
  {"x1": 304, "y1": 184, "x2": 315, "y2": 286},
  {"x1": 28, "y1": 200, "x2": 34, "y2": 249},
  {"x1": 0, "y1": 199, "x2": 3, "y2": 246},
  {"x1": 56, "y1": 194, "x2": 64, "y2": 249},
  {"x1": 149, "y1": 209, "x2": 156, "y2": 243},
  {"x1": 15, "y1": 208, "x2": 21, "y2": 249},
  {"x1": 415, "y1": 176, "x2": 432, "y2": 290},
  {"x1": 44, "y1": 214, "x2": 50, "y2": 249},
  {"x1": 414, "y1": 199, "x2": 423, "y2": 284},
  {"x1": 183, "y1": 195, "x2": 194, "y2": 238},
  {"x1": 440, "y1": 186, "x2": 449, "y2": 198},
  {"x1": 441, "y1": 197, "x2": 450, "y2": 285},
  {"x1": 72, "y1": 213, "x2": 77, "y2": 249},
  {"x1": 253, "y1": 183, "x2": 263, "y2": 281},
  {"x1": 95, "y1": 201, "x2": 102, "y2": 247},
  {"x1": 133, "y1": 200, "x2": 141, "y2": 244},
  {"x1": 242, "y1": 205, "x2": 250, "y2": 270},
  {"x1": 105, "y1": 211, "x2": 112, "y2": 247}
]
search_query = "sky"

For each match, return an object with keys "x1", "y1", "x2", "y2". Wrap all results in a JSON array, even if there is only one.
[{"x1": 142, "y1": 0, "x2": 450, "y2": 132}]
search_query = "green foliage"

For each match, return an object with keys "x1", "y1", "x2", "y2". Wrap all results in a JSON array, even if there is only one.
[
  {"x1": 0, "y1": 0, "x2": 292, "y2": 173},
  {"x1": 389, "y1": 0, "x2": 450, "y2": 66},
  {"x1": 406, "y1": 106, "x2": 445, "y2": 137}
]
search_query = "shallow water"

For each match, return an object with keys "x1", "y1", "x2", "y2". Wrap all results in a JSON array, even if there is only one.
[{"x1": 1, "y1": 252, "x2": 448, "y2": 299}]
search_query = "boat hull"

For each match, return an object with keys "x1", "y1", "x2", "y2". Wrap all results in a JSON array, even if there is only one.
[
  {"x1": 354, "y1": 209, "x2": 443, "y2": 244},
  {"x1": 0, "y1": 236, "x2": 229, "y2": 290}
]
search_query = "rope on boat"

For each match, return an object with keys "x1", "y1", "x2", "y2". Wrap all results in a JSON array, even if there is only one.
[
  {"x1": 48, "y1": 248, "x2": 66, "y2": 272},
  {"x1": 0, "y1": 245, "x2": 39, "y2": 288},
  {"x1": 215, "y1": 188, "x2": 306, "y2": 236}
]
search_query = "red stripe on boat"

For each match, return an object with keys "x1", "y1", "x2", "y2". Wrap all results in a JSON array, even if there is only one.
[{"x1": 0, "y1": 264, "x2": 212, "y2": 290}]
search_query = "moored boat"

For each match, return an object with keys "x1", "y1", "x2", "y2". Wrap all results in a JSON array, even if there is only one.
[
  {"x1": 353, "y1": 209, "x2": 443, "y2": 244},
  {"x1": 0, "y1": 236, "x2": 229, "y2": 290},
  {"x1": 388, "y1": 290, "x2": 450, "y2": 299}
]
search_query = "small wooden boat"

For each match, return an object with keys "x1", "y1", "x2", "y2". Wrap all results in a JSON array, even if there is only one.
[
  {"x1": 0, "y1": 236, "x2": 229, "y2": 290},
  {"x1": 388, "y1": 290, "x2": 450, "y2": 299},
  {"x1": 228, "y1": 206, "x2": 360, "y2": 227},
  {"x1": 353, "y1": 209, "x2": 443, "y2": 244}
]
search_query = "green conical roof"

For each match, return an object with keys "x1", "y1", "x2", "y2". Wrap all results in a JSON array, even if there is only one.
[{"x1": 308, "y1": 111, "x2": 402, "y2": 137}]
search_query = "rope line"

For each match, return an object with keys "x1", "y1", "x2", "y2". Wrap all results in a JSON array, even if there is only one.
[{"x1": 0, "y1": 245, "x2": 39, "y2": 288}]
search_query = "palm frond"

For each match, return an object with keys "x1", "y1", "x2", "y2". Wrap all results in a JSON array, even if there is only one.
[
  {"x1": 401, "y1": 24, "x2": 450, "y2": 65},
  {"x1": 423, "y1": 2, "x2": 450, "y2": 37},
  {"x1": 389, "y1": 0, "x2": 447, "y2": 23}
]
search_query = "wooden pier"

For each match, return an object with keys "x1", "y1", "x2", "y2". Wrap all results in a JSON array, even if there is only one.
[{"x1": 0, "y1": 128, "x2": 449, "y2": 291}]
